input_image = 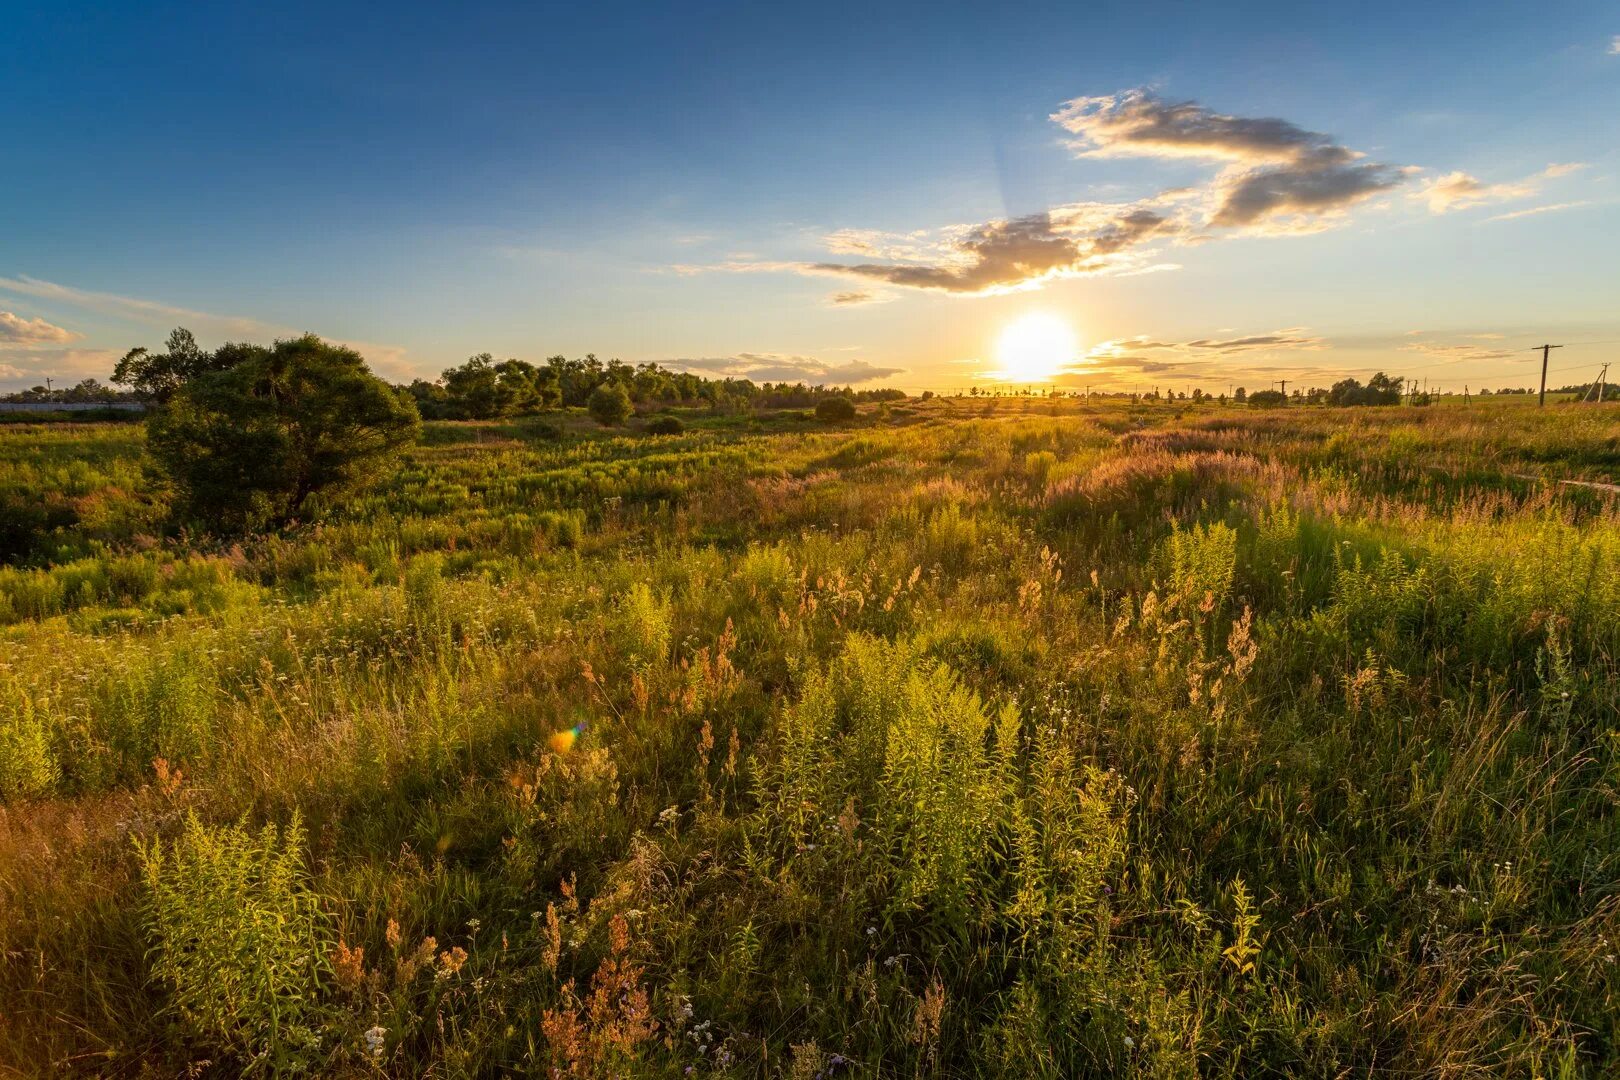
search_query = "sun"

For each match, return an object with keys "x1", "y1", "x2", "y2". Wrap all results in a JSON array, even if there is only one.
[{"x1": 993, "y1": 312, "x2": 1077, "y2": 382}]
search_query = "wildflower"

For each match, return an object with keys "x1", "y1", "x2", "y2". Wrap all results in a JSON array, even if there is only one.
[
  {"x1": 364, "y1": 1025, "x2": 387, "y2": 1057},
  {"x1": 1123, "y1": 1035, "x2": 1135, "y2": 1049}
]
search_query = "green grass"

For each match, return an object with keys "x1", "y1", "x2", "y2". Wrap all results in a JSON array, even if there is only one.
[{"x1": 2, "y1": 397, "x2": 1619, "y2": 1077}]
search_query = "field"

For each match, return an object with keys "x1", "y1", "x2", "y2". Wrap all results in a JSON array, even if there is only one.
[{"x1": 3, "y1": 397, "x2": 1619, "y2": 1077}]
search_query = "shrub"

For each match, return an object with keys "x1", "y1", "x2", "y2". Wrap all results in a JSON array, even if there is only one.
[
  {"x1": 644, "y1": 414, "x2": 684, "y2": 436},
  {"x1": 0, "y1": 686, "x2": 59, "y2": 801},
  {"x1": 588, "y1": 382, "x2": 633, "y2": 426},
  {"x1": 814, "y1": 396, "x2": 857, "y2": 422},
  {"x1": 136, "y1": 813, "x2": 331, "y2": 1066}
]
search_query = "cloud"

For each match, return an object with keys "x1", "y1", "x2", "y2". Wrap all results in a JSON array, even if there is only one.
[
  {"x1": 828, "y1": 290, "x2": 891, "y2": 306},
  {"x1": 1414, "y1": 163, "x2": 1585, "y2": 214},
  {"x1": 739, "y1": 89, "x2": 1407, "y2": 296},
  {"x1": 1610, "y1": 35, "x2": 1620, "y2": 55},
  {"x1": 806, "y1": 202, "x2": 1182, "y2": 295},
  {"x1": 0, "y1": 275, "x2": 416, "y2": 379},
  {"x1": 1402, "y1": 340, "x2": 1515, "y2": 364},
  {"x1": 1486, "y1": 200, "x2": 1594, "y2": 223},
  {"x1": 668, "y1": 352, "x2": 903, "y2": 384},
  {"x1": 0, "y1": 347, "x2": 125, "y2": 388},
  {"x1": 0, "y1": 311, "x2": 78, "y2": 346},
  {"x1": 1085, "y1": 329, "x2": 1326, "y2": 359},
  {"x1": 1052, "y1": 89, "x2": 1403, "y2": 230},
  {"x1": 0, "y1": 275, "x2": 277, "y2": 338}
]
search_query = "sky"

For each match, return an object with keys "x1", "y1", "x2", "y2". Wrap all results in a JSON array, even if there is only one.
[{"x1": 3, "y1": 1, "x2": 1619, "y2": 395}]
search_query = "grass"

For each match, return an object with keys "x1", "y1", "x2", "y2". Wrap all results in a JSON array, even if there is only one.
[{"x1": 1, "y1": 396, "x2": 1618, "y2": 1076}]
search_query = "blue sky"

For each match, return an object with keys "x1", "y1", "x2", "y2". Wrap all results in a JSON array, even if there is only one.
[{"x1": 3, "y1": 1, "x2": 1618, "y2": 393}]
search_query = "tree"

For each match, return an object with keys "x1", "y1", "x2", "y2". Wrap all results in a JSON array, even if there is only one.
[
  {"x1": 815, "y1": 396, "x2": 857, "y2": 422},
  {"x1": 588, "y1": 381, "x2": 633, "y2": 426},
  {"x1": 1327, "y1": 372, "x2": 1403, "y2": 407},
  {"x1": 441, "y1": 354, "x2": 508, "y2": 419},
  {"x1": 113, "y1": 328, "x2": 231, "y2": 402},
  {"x1": 147, "y1": 334, "x2": 419, "y2": 532},
  {"x1": 1247, "y1": 389, "x2": 1287, "y2": 408}
]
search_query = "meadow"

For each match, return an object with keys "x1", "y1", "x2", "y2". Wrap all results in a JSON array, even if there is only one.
[{"x1": 2, "y1": 395, "x2": 1618, "y2": 1077}]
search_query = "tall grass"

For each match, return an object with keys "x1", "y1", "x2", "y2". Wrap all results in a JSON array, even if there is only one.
[{"x1": 2, "y1": 398, "x2": 1618, "y2": 1075}]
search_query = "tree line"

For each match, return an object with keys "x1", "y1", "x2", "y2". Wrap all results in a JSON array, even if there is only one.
[{"x1": 404, "y1": 353, "x2": 903, "y2": 421}]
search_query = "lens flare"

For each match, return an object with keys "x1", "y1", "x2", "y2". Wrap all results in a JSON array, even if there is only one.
[{"x1": 548, "y1": 720, "x2": 587, "y2": 754}]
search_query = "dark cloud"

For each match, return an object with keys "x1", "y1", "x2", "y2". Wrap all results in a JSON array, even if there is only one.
[
  {"x1": 810, "y1": 205, "x2": 1178, "y2": 296},
  {"x1": 1052, "y1": 89, "x2": 1404, "y2": 231}
]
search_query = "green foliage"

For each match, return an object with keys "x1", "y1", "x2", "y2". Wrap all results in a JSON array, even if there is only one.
[
  {"x1": 136, "y1": 813, "x2": 331, "y2": 1068},
  {"x1": 146, "y1": 333, "x2": 420, "y2": 532},
  {"x1": 0, "y1": 681, "x2": 58, "y2": 800},
  {"x1": 4, "y1": 397, "x2": 1620, "y2": 1076},
  {"x1": 815, "y1": 395, "x2": 857, "y2": 422},
  {"x1": 644, "y1": 414, "x2": 684, "y2": 435},
  {"x1": 587, "y1": 380, "x2": 633, "y2": 426},
  {"x1": 1327, "y1": 371, "x2": 1404, "y2": 406}
]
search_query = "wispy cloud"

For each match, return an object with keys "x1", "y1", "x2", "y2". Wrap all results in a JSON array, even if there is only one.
[
  {"x1": 1609, "y1": 34, "x2": 1620, "y2": 55},
  {"x1": 1402, "y1": 340, "x2": 1515, "y2": 364},
  {"x1": 1486, "y1": 200, "x2": 1594, "y2": 223},
  {"x1": 1052, "y1": 328, "x2": 1332, "y2": 383},
  {"x1": 668, "y1": 353, "x2": 902, "y2": 384},
  {"x1": 827, "y1": 290, "x2": 892, "y2": 306},
  {"x1": 0, "y1": 311, "x2": 78, "y2": 346},
  {"x1": 1079, "y1": 328, "x2": 1326, "y2": 365},
  {"x1": 1414, "y1": 163, "x2": 1585, "y2": 213},
  {"x1": 0, "y1": 275, "x2": 277, "y2": 338},
  {"x1": 0, "y1": 275, "x2": 415, "y2": 381}
]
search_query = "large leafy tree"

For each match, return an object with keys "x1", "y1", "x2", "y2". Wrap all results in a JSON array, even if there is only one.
[{"x1": 146, "y1": 333, "x2": 419, "y2": 532}]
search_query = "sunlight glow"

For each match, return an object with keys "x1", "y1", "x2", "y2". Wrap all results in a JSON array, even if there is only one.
[{"x1": 993, "y1": 312, "x2": 1078, "y2": 382}]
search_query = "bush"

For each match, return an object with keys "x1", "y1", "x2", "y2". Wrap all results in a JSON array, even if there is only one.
[
  {"x1": 815, "y1": 396, "x2": 857, "y2": 422},
  {"x1": 1247, "y1": 389, "x2": 1288, "y2": 408},
  {"x1": 644, "y1": 414, "x2": 684, "y2": 436},
  {"x1": 588, "y1": 382, "x2": 633, "y2": 426},
  {"x1": 136, "y1": 813, "x2": 331, "y2": 1066}
]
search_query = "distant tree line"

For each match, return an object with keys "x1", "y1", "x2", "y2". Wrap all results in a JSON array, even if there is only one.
[
  {"x1": 2, "y1": 379, "x2": 139, "y2": 404},
  {"x1": 403, "y1": 353, "x2": 904, "y2": 422}
]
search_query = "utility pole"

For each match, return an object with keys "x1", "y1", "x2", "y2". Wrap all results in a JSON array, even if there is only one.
[
  {"x1": 44, "y1": 376, "x2": 52, "y2": 392},
  {"x1": 1535, "y1": 344, "x2": 1563, "y2": 407},
  {"x1": 1585, "y1": 363, "x2": 1610, "y2": 404}
]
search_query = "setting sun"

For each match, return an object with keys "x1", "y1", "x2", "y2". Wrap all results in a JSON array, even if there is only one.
[{"x1": 993, "y1": 312, "x2": 1078, "y2": 382}]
